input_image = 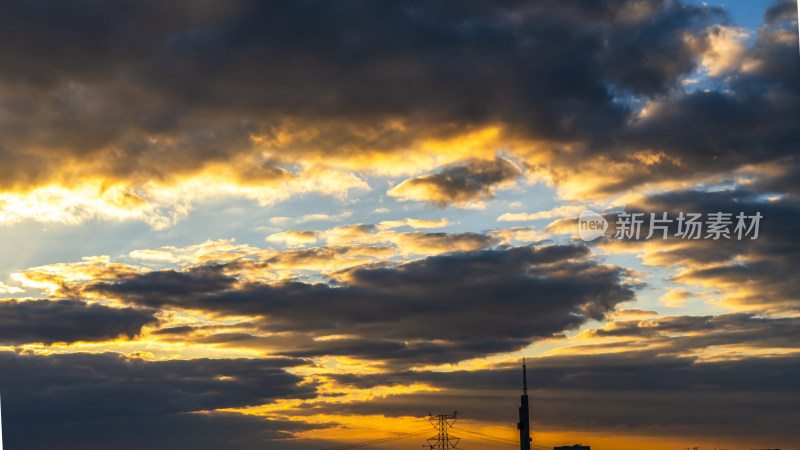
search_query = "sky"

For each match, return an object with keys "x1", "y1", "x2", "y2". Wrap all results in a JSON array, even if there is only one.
[{"x1": 0, "y1": 1, "x2": 798, "y2": 449}]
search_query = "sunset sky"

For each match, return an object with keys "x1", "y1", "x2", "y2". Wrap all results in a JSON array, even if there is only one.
[{"x1": 0, "y1": 1, "x2": 799, "y2": 449}]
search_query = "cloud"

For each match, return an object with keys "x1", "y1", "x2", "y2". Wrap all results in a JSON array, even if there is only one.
[
  {"x1": 79, "y1": 265, "x2": 239, "y2": 308},
  {"x1": 258, "y1": 246, "x2": 395, "y2": 273},
  {"x1": 490, "y1": 226, "x2": 550, "y2": 245},
  {"x1": 497, "y1": 205, "x2": 587, "y2": 222},
  {"x1": 127, "y1": 239, "x2": 260, "y2": 266},
  {"x1": 534, "y1": 169, "x2": 800, "y2": 316},
  {"x1": 764, "y1": 0, "x2": 798, "y2": 25},
  {"x1": 270, "y1": 212, "x2": 354, "y2": 226},
  {"x1": 0, "y1": 281, "x2": 23, "y2": 293},
  {"x1": 317, "y1": 224, "x2": 498, "y2": 255},
  {"x1": 0, "y1": 165, "x2": 369, "y2": 229},
  {"x1": 0, "y1": 299, "x2": 157, "y2": 345},
  {"x1": 266, "y1": 230, "x2": 320, "y2": 248},
  {"x1": 0, "y1": 351, "x2": 320, "y2": 449},
  {"x1": 0, "y1": 0, "x2": 793, "y2": 228},
  {"x1": 321, "y1": 224, "x2": 379, "y2": 246},
  {"x1": 77, "y1": 244, "x2": 635, "y2": 365},
  {"x1": 598, "y1": 185, "x2": 800, "y2": 314},
  {"x1": 377, "y1": 218, "x2": 449, "y2": 230},
  {"x1": 579, "y1": 313, "x2": 800, "y2": 351},
  {"x1": 391, "y1": 232, "x2": 498, "y2": 255},
  {"x1": 0, "y1": 0, "x2": 779, "y2": 225},
  {"x1": 528, "y1": 13, "x2": 799, "y2": 201},
  {"x1": 660, "y1": 289, "x2": 693, "y2": 307},
  {"x1": 0, "y1": 0, "x2": 732, "y2": 228},
  {"x1": 388, "y1": 157, "x2": 522, "y2": 207},
  {"x1": 611, "y1": 308, "x2": 659, "y2": 318},
  {"x1": 295, "y1": 211, "x2": 354, "y2": 223},
  {"x1": 12, "y1": 255, "x2": 148, "y2": 296},
  {"x1": 692, "y1": 25, "x2": 751, "y2": 77}
]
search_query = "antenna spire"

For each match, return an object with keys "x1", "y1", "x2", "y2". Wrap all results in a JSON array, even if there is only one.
[{"x1": 522, "y1": 357, "x2": 527, "y2": 394}]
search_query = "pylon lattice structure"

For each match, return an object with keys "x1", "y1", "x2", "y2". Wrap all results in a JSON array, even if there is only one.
[{"x1": 424, "y1": 412, "x2": 460, "y2": 449}]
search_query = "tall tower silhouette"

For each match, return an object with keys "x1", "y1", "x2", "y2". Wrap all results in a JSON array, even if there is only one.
[{"x1": 518, "y1": 358, "x2": 531, "y2": 450}]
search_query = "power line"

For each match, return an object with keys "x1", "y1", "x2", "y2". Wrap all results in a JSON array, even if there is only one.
[
  {"x1": 453, "y1": 426, "x2": 551, "y2": 450},
  {"x1": 452, "y1": 427, "x2": 518, "y2": 446},
  {"x1": 453, "y1": 430, "x2": 516, "y2": 447},
  {"x1": 319, "y1": 429, "x2": 432, "y2": 450}
]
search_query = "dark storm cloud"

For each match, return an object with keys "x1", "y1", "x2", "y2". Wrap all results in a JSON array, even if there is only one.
[
  {"x1": 389, "y1": 157, "x2": 522, "y2": 206},
  {"x1": 90, "y1": 264, "x2": 238, "y2": 308},
  {"x1": 23, "y1": 412, "x2": 324, "y2": 450},
  {"x1": 598, "y1": 1, "x2": 717, "y2": 95},
  {"x1": 307, "y1": 352, "x2": 800, "y2": 441},
  {"x1": 0, "y1": 299, "x2": 157, "y2": 345},
  {"x1": 599, "y1": 13, "x2": 800, "y2": 193},
  {"x1": 0, "y1": 0, "x2": 721, "y2": 189},
  {"x1": 0, "y1": 351, "x2": 321, "y2": 450},
  {"x1": 764, "y1": 0, "x2": 797, "y2": 25},
  {"x1": 85, "y1": 244, "x2": 636, "y2": 365},
  {"x1": 0, "y1": 0, "x2": 795, "y2": 220}
]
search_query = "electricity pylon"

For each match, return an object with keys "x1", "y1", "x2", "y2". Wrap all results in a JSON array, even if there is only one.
[{"x1": 424, "y1": 412, "x2": 459, "y2": 449}]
